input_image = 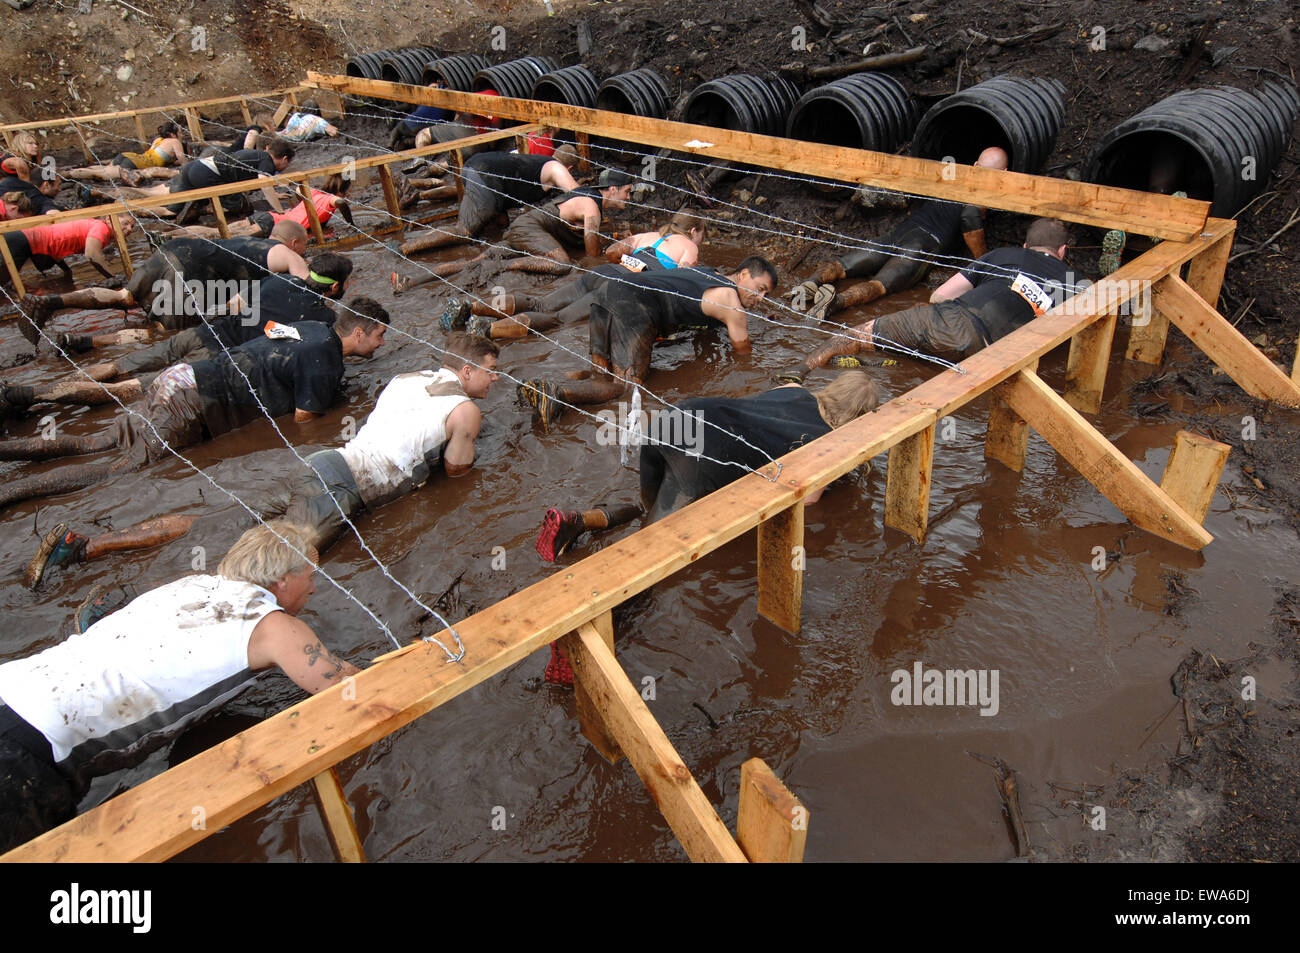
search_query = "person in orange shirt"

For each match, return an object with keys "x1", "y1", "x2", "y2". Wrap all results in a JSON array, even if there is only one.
[
  {"x1": 167, "y1": 173, "x2": 354, "y2": 241},
  {"x1": 1, "y1": 216, "x2": 130, "y2": 285}
]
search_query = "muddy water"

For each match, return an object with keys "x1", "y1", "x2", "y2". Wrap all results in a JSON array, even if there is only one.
[{"x1": 1, "y1": 166, "x2": 1296, "y2": 862}]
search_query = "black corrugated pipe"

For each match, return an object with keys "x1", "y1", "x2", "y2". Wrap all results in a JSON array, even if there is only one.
[
  {"x1": 684, "y1": 73, "x2": 801, "y2": 136},
  {"x1": 380, "y1": 48, "x2": 439, "y2": 86},
  {"x1": 345, "y1": 52, "x2": 385, "y2": 79},
  {"x1": 911, "y1": 75, "x2": 1066, "y2": 173},
  {"x1": 422, "y1": 54, "x2": 492, "y2": 90},
  {"x1": 533, "y1": 65, "x2": 600, "y2": 108},
  {"x1": 473, "y1": 56, "x2": 562, "y2": 97},
  {"x1": 786, "y1": 73, "x2": 918, "y2": 152},
  {"x1": 596, "y1": 69, "x2": 672, "y2": 119},
  {"x1": 1084, "y1": 81, "x2": 1299, "y2": 218}
]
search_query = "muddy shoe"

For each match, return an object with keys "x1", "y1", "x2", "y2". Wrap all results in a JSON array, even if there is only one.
[
  {"x1": 24, "y1": 523, "x2": 88, "y2": 590},
  {"x1": 75, "y1": 183, "x2": 96, "y2": 208},
  {"x1": 517, "y1": 378, "x2": 563, "y2": 433},
  {"x1": 17, "y1": 293, "x2": 57, "y2": 348},
  {"x1": 775, "y1": 363, "x2": 808, "y2": 384},
  {"x1": 1098, "y1": 229, "x2": 1127, "y2": 277},
  {"x1": 1, "y1": 383, "x2": 36, "y2": 409},
  {"x1": 439, "y1": 297, "x2": 470, "y2": 333},
  {"x1": 55, "y1": 332, "x2": 95, "y2": 353},
  {"x1": 807, "y1": 283, "x2": 838, "y2": 321},
  {"x1": 536, "y1": 508, "x2": 586, "y2": 562},
  {"x1": 73, "y1": 583, "x2": 137, "y2": 634},
  {"x1": 785, "y1": 279, "x2": 820, "y2": 309},
  {"x1": 390, "y1": 272, "x2": 411, "y2": 296},
  {"x1": 120, "y1": 169, "x2": 142, "y2": 188},
  {"x1": 466, "y1": 315, "x2": 493, "y2": 339},
  {"x1": 543, "y1": 641, "x2": 574, "y2": 687}
]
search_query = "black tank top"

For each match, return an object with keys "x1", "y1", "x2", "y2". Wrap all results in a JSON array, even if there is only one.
[{"x1": 628, "y1": 265, "x2": 736, "y2": 334}]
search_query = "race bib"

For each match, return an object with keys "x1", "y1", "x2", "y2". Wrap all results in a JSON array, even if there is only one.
[
  {"x1": 263, "y1": 321, "x2": 301, "y2": 341},
  {"x1": 1009, "y1": 273, "x2": 1054, "y2": 317},
  {"x1": 619, "y1": 253, "x2": 647, "y2": 273}
]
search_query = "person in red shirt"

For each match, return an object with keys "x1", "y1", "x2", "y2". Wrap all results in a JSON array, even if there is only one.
[
  {"x1": 1, "y1": 216, "x2": 130, "y2": 285},
  {"x1": 168, "y1": 173, "x2": 355, "y2": 241}
]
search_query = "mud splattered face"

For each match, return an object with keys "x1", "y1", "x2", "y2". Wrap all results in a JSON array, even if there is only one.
[{"x1": 735, "y1": 270, "x2": 774, "y2": 310}]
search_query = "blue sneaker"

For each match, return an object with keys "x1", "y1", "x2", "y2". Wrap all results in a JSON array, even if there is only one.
[
  {"x1": 23, "y1": 523, "x2": 88, "y2": 590},
  {"x1": 439, "y1": 297, "x2": 470, "y2": 333}
]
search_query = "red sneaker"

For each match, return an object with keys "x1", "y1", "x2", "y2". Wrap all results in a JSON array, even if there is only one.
[
  {"x1": 536, "y1": 507, "x2": 584, "y2": 562},
  {"x1": 544, "y1": 641, "x2": 574, "y2": 687}
]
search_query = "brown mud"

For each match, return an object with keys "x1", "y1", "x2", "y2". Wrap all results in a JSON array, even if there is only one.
[{"x1": 0, "y1": 0, "x2": 1297, "y2": 862}]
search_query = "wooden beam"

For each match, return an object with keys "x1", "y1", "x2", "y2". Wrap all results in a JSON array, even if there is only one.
[
  {"x1": 757, "y1": 501, "x2": 805, "y2": 634},
  {"x1": 297, "y1": 179, "x2": 326, "y2": 244},
  {"x1": 565, "y1": 621, "x2": 747, "y2": 863},
  {"x1": 0, "y1": 230, "x2": 27, "y2": 297},
  {"x1": 305, "y1": 72, "x2": 1210, "y2": 241},
  {"x1": 108, "y1": 213, "x2": 133, "y2": 278},
  {"x1": 271, "y1": 97, "x2": 294, "y2": 128},
  {"x1": 73, "y1": 125, "x2": 94, "y2": 163},
  {"x1": 1125, "y1": 292, "x2": 1169, "y2": 365},
  {"x1": 1293, "y1": 333, "x2": 1300, "y2": 386},
  {"x1": 0, "y1": 86, "x2": 309, "y2": 135},
  {"x1": 564, "y1": 610, "x2": 622, "y2": 764},
  {"x1": 575, "y1": 131, "x2": 591, "y2": 174},
  {"x1": 1153, "y1": 275, "x2": 1300, "y2": 407},
  {"x1": 133, "y1": 113, "x2": 147, "y2": 146},
  {"x1": 183, "y1": 108, "x2": 203, "y2": 144},
  {"x1": 239, "y1": 99, "x2": 254, "y2": 126},
  {"x1": 376, "y1": 165, "x2": 402, "y2": 228},
  {"x1": 310, "y1": 767, "x2": 366, "y2": 863},
  {"x1": 450, "y1": 149, "x2": 465, "y2": 200},
  {"x1": 736, "y1": 758, "x2": 807, "y2": 863},
  {"x1": 1183, "y1": 223, "x2": 1234, "y2": 310},
  {"x1": 1160, "y1": 430, "x2": 1230, "y2": 525},
  {"x1": 1002, "y1": 369, "x2": 1212, "y2": 550},
  {"x1": 1064, "y1": 311, "x2": 1119, "y2": 414},
  {"x1": 208, "y1": 198, "x2": 230, "y2": 239},
  {"x1": 884, "y1": 423, "x2": 936, "y2": 543},
  {"x1": 984, "y1": 373, "x2": 1032, "y2": 473}
]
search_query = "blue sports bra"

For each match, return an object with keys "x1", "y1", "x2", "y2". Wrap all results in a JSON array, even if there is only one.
[{"x1": 632, "y1": 235, "x2": 678, "y2": 269}]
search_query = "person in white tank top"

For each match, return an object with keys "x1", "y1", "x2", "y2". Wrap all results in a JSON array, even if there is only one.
[
  {"x1": 24, "y1": 333, "x2": 502, "y2": 590},
  {"x1": 0, "y1": 521, "x2": 359, "y2": 852}
]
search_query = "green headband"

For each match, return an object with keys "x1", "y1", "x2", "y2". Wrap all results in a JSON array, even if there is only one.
[{"x1": 308, "y1": 270, "x2": 337, "y2": 285}]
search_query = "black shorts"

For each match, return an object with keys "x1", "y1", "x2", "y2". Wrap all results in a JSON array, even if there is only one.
[
  {"x1": 249, "y1": 210, "x2": 276, "y2": 238},
  {"x1": 127, "y1": 248, "x2": 186, "y2": 323},
  {"x1": 114, "y1": 327, "x2": 209, "y2": 377},
  {"x1": 457, "y1": 168, "x2": 506, "y2": 235},
  {"x1": 282, "y1": 449, "x2": 365, "y2": 552},
  {"x1": 167, "y1": 164, "x2": 250, "y2": 215},
  {"x1": 504, "y1": 203, "x2": 585, "y2": 258},
  {"x1": 2, "y1": 231, "x2": 31, "y2": 273},
  {"x1": 638, "y1": 443, "x2": 703, "y2": 523},
  {"x1": 112, "y1": 153, "x2": 139, "y2": 171},
  {"x1": 839, "y1": 223, "x2": 940, "y2": 294},
  {"x1": 0, "y1": 705, "x2": 76, "y2": 854},
  {"x1": 588, "y1": 287, "x2": 660, "y2": 379}
]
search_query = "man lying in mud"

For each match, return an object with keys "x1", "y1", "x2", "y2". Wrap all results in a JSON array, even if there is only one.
[
  {"x1": 4, "y1": 254, "x2": 355, "y2": 412},
  {"x1": 532, "y1": 370, "x2": 880, "y2": 684},
  {"x1": 516, "y1": 256, "x2": 777, "y2": 432},
  {"x1": 0, "y1": 298, "x2": 389, "y2": 512},
  {"x1": 786, "y1": 147, "x2": 1009, "y2": 321},
  {"x1": 14, "y1": 220, "x2": 311, "y2": 349},
  {"x1": 0, "y1": 520, "x2": 358, "y2": 852},
  {"x1": 779, "y1": 218, "x2": 1074, "y2": 379},
  {"x1": 391, "y1": 146, "x2": 580, "y2": 292},
  {"x1": 23, "y1": 333, "x2": 498, "y2": 590}
]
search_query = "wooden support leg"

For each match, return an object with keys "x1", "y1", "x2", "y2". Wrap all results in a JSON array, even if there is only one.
[
  {"x1": 450, "y1": 149, "x2": 465, "y2": 200},
  {"x1": 183, "y1": 108, "x2": 203, "y2": 144},
  {"x1": 298, "y1": 178, "x2": 325, "y2": 244},
  {"x1": 1160, "y1": 430, "x2": 1230, "y2": 525},
  {"x1": 736, "y1": 758, "x2": 807, "y2": 863},
  {"x1": 1064, "y1": 311, "x2": 1119, "y2": 414},
  {"x1": 0, "y1": 231, "x2": 27, "y2": 297},
  {"x1": 564, "y1": 620, "x2": 747, "y2": 863},
  {"x1": 271, "y1": 97, "x2": 294, "y2": 127},
  {"x1": 884, "y1": 423, "x2": 936, "y2": 543},
  {"x1": 239, "y1": 99, "x2": 253, "y2": 126},
  {"x1": 564, "y1": 610, "x2": 622, "y2": 764},
  {"x1": 133, "y1": 113, "x2": 147, "y2": 146},
  {"x1": 310, "y1": 767, "x2": 365, "y2": 863},
  {"x1": 377, "y1": 165, "x2": 402, "y2": 228},
  {"x1": 1153, "y1": 275, "x2": 1300, "y2": 407},
  {"x1": 1125, "y1": 293, "x2": 1169, "y2": 365},
  {"x1": 756, "y1": 501, "x2": 804, "y2": 634},
  {"x1": 208, "y1": 198, "x2": 230, "y2": 238},
  {"x1": 108, "y1": 213, "x2": 134, "y2": 278},
  {"x1": 75, "y1": 127, "x2": 94, "y2": 163},
  {"x1": 985, "y1": 373, "x2": 1031, "y2": 473},
  {"x1": 1183, "y1": 226, "x2": 1234, "y2": 310},
  {"x1": 576, "y1": 131, "x2": 591, "y2": 174},
  {"x1": 1002, "y1": 369, "x2": 1212, "y2": 550},
  {"x1": 287, "y1": 90, "x2": 300, "y2": 107}
]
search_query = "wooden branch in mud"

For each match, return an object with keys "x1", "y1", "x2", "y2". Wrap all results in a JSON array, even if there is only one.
[
  {"x1": 968, "y1": 752, "x2": 1030, "y2": 857},
  {"x1": 781, "y1": 46, "x2": 930, "y2": 81},
  {"x1": 305, "y1": 72, "x2": 1210, "y2": 241},
  {"x1": 966, "y1": 22, "x2": 1066, "y2": 48}
]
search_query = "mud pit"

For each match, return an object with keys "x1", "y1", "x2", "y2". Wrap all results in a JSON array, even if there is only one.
[{"x1": 3, "y1": 86, "x2": 1299, "y2": 861}]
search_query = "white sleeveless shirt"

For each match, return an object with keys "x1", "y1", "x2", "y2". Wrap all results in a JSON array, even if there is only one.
[
  {"x1": 0, "y1": 574, "x2": 280, "y2": 765},
  {"x1": 337, "y1": 369, "x2": 472, "y2": 507}
]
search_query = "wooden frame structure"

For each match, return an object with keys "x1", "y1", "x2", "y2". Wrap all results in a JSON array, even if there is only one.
[{"x1": 5, "y1": 73, "x2": 1299, "y2": 864}]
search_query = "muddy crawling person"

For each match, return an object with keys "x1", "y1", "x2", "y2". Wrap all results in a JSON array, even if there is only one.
[
  {"x1": 516, "y1": 256, "x2": 777, "y2": 432},
  {"x1": 786, "y1": 147, "x2": 1009, "y2": 321},
  {"x1": 14, "y1": 220, "x2": 312, "y2": 348},
  {"x1": 23, "y1": 333, "x2": 499, "y2": 589},
  {"x1": 1, "y1": 215, "x2": 134, "y2": 289},
  {"x1": 780, "y1": 218, "x2": 1075, "y2": 378},
  {"x1": 64, "y1": 121, "x2": 187, "y2": 185},
  {"x1": 0, "y1": 298, "x2": 389, "y2": 512},
  {"x1": 0, "y1": 520, "x2": 359, "y2": 851}
]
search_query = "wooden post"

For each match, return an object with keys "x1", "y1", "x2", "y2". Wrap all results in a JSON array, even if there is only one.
[
  {"x1": 515, "y1": 133, "x2": 529, "y2": 153},
  {"x1": 985, "y1": 377, "x2": 1031, "y2": 473},
  {"x1": 271, "y1": 97, "x2": 294, "y2": 127},
  {"x1": 736, "y1": 758, "x2": 807, "y2": 863},
  {"x1": 1002, "y1": 369, "x2": 1212, "y2": 550},
  {"x1": 575, "y1": 131, "x2": 591, "y2": 174},
  {"x1": 1183, "y1": 227, "x2": 1234, "y2": 310},
  {"x1": 74, "y1": 126, "x2": 94, "y2": 163},
  {"x1": 450, "y1": 149, "x2": 465, "y2": 200},
  {"x1": 756, "y1": 501, "x2": 805, "y2": 634},
  {"x1": 1125, "y1": 290, "x2": 1170, "y2": 365},
  {"x1": 239, "y1": 99, "x2": 253, "y2": 126},
  {"x1": 183, "y1": 108, "x2": 203, "y2": 144},
  {"x1": 133, "y1": 113, "x2": 147, "y2": 146},
  {"x1": 108, "y1": 213, "x2": 133, "y2": 278},
  {"x1": 1064, "y1": 311, "x2": 1119, "y2": 414},
  {"x1": 310, "y1": 767, "x2": 365, "y2": 863},
  {"x1": 287, "y1": 90, "x2": 300, "y2": 108},
  {"x1": 297, "y1": 178, "x2": 326, "y2": 243},
  {"x1": 564, "y1": 621, "x2": 748, "y2": 862},
  {"x1": 884, "y1": 423, "x2": 936, "y2": 543},
  {"x1": 564, "y1": 610, "x2": 622, "y2": 764},
  {"x1": 208, "y1": 198, "x2": 230, "y2": 238},
  {"x1": 377, "y1": 165, "x2": 402, "y2": 228},
  {"x1": 0, "y1": 233, "x2": 26, "y2": 297},
  {"x1": 1159, "y1": 430, "x2": 1230, "y2": 525}
]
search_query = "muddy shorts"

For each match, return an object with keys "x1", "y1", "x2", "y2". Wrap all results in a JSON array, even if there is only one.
[
  {"x1": 428, "y1": 121, "x2": 500, "y2": 159},
  {"x1": 0, "y1": 704, "x2": 76, "y2": 853},
  {"x1": 114, "y1": 327, "x2": 210, "y2": 378},
  {"x1": 128, "y1": 248, "x2": 190, "y2": 327},
  {"x1": 838, "y1": 223, "x2": 939, "y2": 295},
  {"x1": 2, "y1": 232, "x2": 31, "y2": 272},
  {"x1": 166, "y1": 163, "x2": 251, "y2": 216},
  {"x1": 112, "y1": 153, "x2": 140, "y2": 171},
  {"x1": 282, "y1": 449, "x2": 365, "y2": 552},
  {"x1": 872, "y1": 300, "x2": 985, "y2": 359},
  {"x1": 505, "y1": 202, "x2": 585, "y2": 259},
  {"x1": 114, "y1": 367, "x2": 209, "y2": 466},
  {"x1": 588, "y1": 288, "x2": 660, "y2": 379},
  {"x1": 638, "y1": 443, "x2": 703, "y2": 523},
  {"x1": 249, "y1": 210, "x2": 276, "y2": 239},
  {"x1": 458, "y1": 167, "x2": 507, "y2": 235}
]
